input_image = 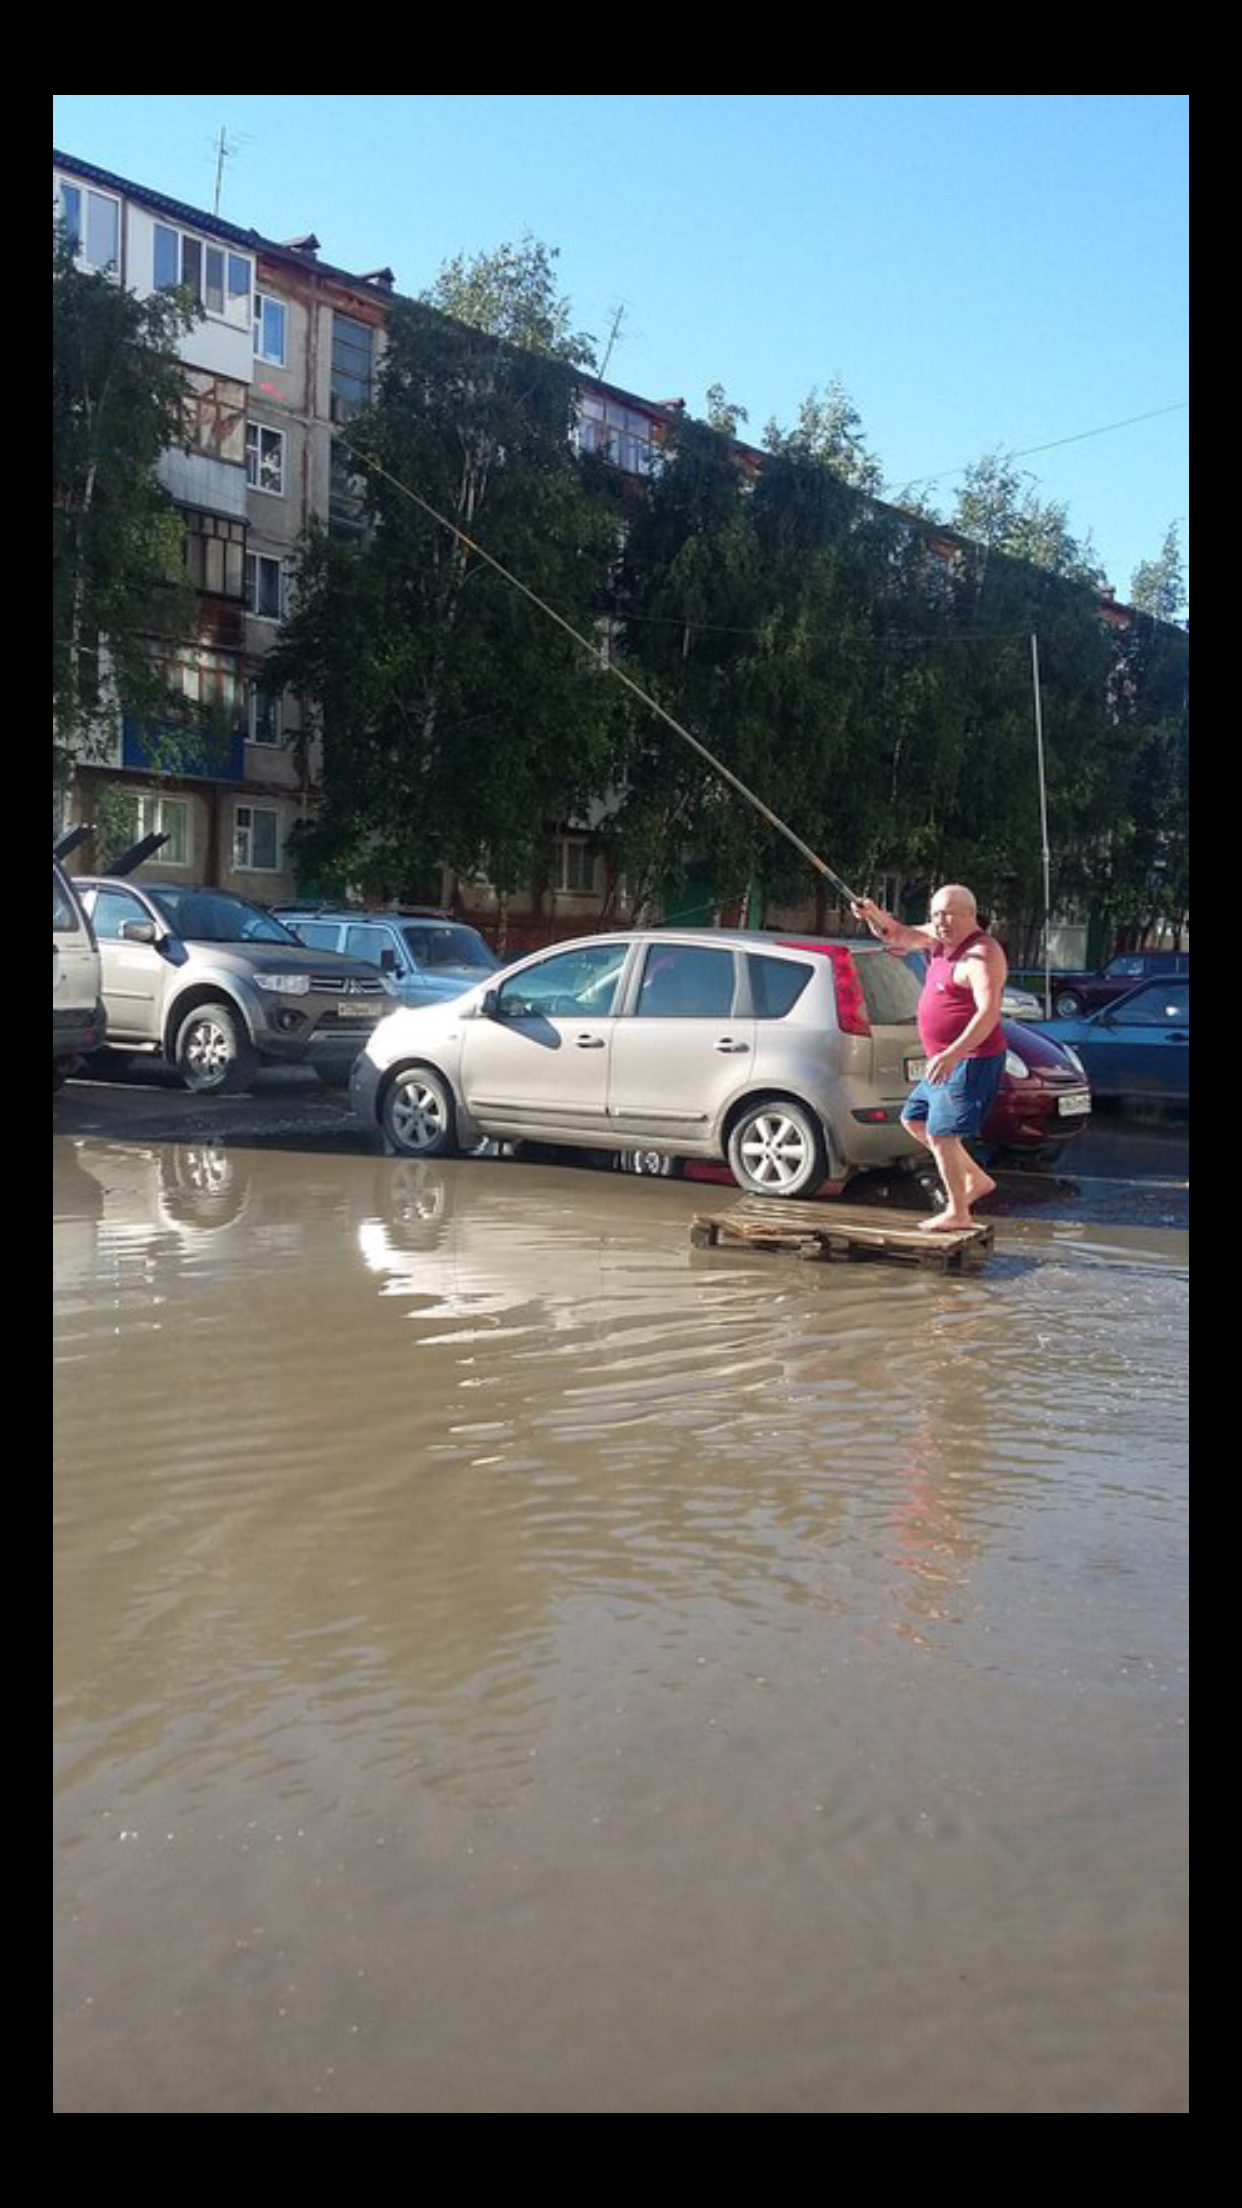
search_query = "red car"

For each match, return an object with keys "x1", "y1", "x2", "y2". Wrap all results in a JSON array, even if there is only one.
[{"x1": 981, "y1": 1018, "x2": 1091, "y2": 1162}]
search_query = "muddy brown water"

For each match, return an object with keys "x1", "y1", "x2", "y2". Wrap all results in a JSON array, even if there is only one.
[{"x1": 53, "y1": 1137, "x2": 1188, "y2": 2112}]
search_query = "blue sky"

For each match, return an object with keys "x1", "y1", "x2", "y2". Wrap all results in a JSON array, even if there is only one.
[{"x1": 53, "y1": 94, "x2": 1188, "y2": 602}]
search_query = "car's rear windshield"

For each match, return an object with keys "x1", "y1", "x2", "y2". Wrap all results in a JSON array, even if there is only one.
[
  {"x1": 147, "y1": 888, "x2": 298, "y2": 944},
  {"x1": 402, "y1": 924, "x2": 498, "y2": 971},
  {"x1": 856, "y1": 951, "x2": 921, "y2": 1026}
]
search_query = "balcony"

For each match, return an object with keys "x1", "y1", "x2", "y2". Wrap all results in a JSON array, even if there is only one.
[{"x1": 157, "y1": 448, "x2": 248, "y2": 522}]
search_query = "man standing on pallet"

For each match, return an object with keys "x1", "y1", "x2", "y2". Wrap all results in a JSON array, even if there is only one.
[{"x1": 852, "y1": 886, "x2": 1008, "y2": 1233}]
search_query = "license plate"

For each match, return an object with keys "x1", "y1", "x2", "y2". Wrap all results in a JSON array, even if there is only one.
[
  {"x1": 1058, "y1": 1091, "x2": 1091, "y2": 1117},
  {"x1": 905, "y1": 1057, "x2": 927, "y2": 1082},
  {"x1": 335, "y1": 1004, "x2": 380, "y2": 1023}
]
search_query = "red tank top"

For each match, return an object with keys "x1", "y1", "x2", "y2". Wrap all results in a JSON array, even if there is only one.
[{"x1": 918, "y1": 931, "x2": 1005, "y2": 1058}]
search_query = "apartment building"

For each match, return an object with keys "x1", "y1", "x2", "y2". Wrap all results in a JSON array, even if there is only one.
[
  {"x1": 53, "y1": 150, "x2": 687, "y2": 938},
  {"x1": 54, "y1": 151, "x2": 398, "y2": 901}
]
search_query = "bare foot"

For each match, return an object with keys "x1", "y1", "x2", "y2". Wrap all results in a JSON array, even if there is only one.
[
  {"x1": 964, "y1": 1168, "x2": 997, "y2": 1207},
  {"x1": 919, "y1": 1210, "x2": 975, "y2": 1233}
]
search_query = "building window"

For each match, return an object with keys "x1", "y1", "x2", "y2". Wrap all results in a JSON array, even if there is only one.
[
  {"x1": 185, "y1": 513, "x2": 247, "y2": 600},
  {"x1": 253, "y1": 292, "x2": 287, "y2": 366},
  {"x1": 553, "y1": 836, "x2": 598, "y2": 895},
  {"x1": 136, "y1": 794, "x2": 191, "y2": 868},
  {"x1": 577, "y1": 394, "x2": 660, "y2": 477},
  {"x1": 247, "y1": 683, "x2": 283, "y2": 748},
  {"x1": 158, "y1": 646, "x2": 243, "y2": 725},
  {"x1": 58, "y1": 179, "x2": 120, "y2": 273},
  {"x1": 181, "y1": 371, "x2": 247, "y2": 465},
  {"x1": 331, "y1": 312, "x2": 374, "y2": 424},
  {"x1": 92, "y1": 792, "x2": 192, "y2": 871},
  {"x1": 154, "y1": 223, "x2": 251, "y2": 327},
  {"x1": 245, "y1": 422, "x2": 286, "y2": 497},
  {"x1": 234, "y1": 805, "x2": 280, "y2": 872},
  {"x1": 245, "y1": 554, "x2": 284, "y2": 621}
]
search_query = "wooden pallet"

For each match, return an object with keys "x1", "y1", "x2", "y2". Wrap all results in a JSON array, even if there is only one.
[{"x1": 690, "y1": 1197, "x2": 994, "y2": 1273}]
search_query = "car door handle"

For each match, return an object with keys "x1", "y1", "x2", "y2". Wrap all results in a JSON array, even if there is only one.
[
  {"x1": 714, "y1": 1037, "x2": 751, "y2": 1053},
  {"x1": 574, "y1": 1033, "x2": 607, "y2": 1048}
]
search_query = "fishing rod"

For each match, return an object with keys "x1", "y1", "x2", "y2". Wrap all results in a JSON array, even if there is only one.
[{"x1": 337, "y1": 434, "x2": 865, "y2": 911}]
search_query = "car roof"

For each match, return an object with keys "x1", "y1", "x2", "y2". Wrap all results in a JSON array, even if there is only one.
[
  {"x1": 512, "y1": 928, "x2": 881, "y2": 956},
  {"x1": 275, "y1": 904, "x2": 455, "y2": 921},
  {"x1": 1105, "y1": 973, "x2": 1190, "y2": 1011}
]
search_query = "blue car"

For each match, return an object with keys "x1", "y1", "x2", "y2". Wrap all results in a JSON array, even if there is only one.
[{"x1": 1035, "y1": 976, "x2": 1189, "y2": 1103}]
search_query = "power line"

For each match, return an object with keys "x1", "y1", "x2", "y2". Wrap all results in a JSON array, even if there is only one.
[{"x1": 913, "y1": 401, "x2": 1189, "y2": 490}]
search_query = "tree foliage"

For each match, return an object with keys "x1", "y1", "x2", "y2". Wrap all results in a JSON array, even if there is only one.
[
  {"x1": 267, "y1": 238, "x2": 1187, "y2": 943},
  {"x1": 268, "y1": 250, "x2": 623, "y2": 900},
  {"x1": 53, "y1": 235, "x2": 197, "y2": 786}
]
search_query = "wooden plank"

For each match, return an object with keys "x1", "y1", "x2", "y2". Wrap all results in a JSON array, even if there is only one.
[{"x1": 690, "y1": 1197, "x2": 993, "y2": 1273}]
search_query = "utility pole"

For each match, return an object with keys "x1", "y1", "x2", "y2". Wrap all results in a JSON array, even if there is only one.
[{"x1": 1031, "y1": 633, "x2": 1053, "y2": 1016}]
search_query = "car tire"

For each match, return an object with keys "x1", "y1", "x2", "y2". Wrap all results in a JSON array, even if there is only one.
[
  {"x1": 726, "y1": 1097, "x2": 827, "y2": 1199},
  {"x1": 1053, "y1": 989, "x2": 1085, "y2": 1018},
  {"x1": 381, "y1": 1065, "x2": 459, "y2": 1159},
  {"x1": 174, "y1": 1002, "x2": 258, "y2": 1095},
  {"x1": 618, "y1": 1149, "x2": 684, "y2": 1178}
]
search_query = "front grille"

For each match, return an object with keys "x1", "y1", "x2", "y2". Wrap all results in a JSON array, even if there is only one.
[{"x1": 309, "y1": 973, "x2": 388, "y2": 998}]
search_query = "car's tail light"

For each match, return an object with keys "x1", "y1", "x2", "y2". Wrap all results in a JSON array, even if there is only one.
[
  {"x1": 775, "y1": 939, "x2": 872, "y2": 1037},
  {"x1": 824, "y1": 947, "x2": 871, "y2": 1037}
]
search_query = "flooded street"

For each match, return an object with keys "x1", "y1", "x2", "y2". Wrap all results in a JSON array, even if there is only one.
[{"x1": 53, "y1": 1102, "x2": 1188, "y2": 2111}]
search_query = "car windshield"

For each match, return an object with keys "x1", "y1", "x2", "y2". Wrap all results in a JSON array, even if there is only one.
[
  {"x1": 146, "y1": 888, "x2": 299, "y2": 945},
  {"x1": 402, "y1": 924, "x2": 498, "y2": 971}
]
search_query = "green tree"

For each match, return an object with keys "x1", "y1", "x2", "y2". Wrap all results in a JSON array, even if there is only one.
[
  {"x1": 762, "y1": 379, "x2": 884, "y2": 495},
  {"x1": 611, "y1": 412, "x2": 764, "y2": 915},
  {"x1": 950, "y1": 451, "x2": 1104, "y2": 585},
  {"x1": 53, "y1": 235, "x2": 196, "y2": 788},
  {"x1": 424, "y1": 234, "x2": 597, "y2": 368},
  {"x1": 268, "y1": 247, "x2": 622, "y2": 902},
  {"x1": 1129, "y1": 523, "x2": 1187, "y2": 622}
]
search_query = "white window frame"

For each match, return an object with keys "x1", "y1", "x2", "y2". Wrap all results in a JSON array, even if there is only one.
[
  {"x1": 245, "y1": 553, "x2": 285, "y2": 622},
  {"x1": 253, "y1": 292, "x2": 288, "y2": 366},
  {"x1": 553, "y1": 836, "x2": 599, "y2": 895},
  {"x1": 153, "y1": 222, "x2": 252, "y2": 329},
  {"x1": 245, "y1": 421, "x2": 286, "y2": 497},
  {"x1": 134, "y1": 793, "x2": 192, "y2": 869},
  {"x1": 57, "y1": 178, "x2": 121, "y2": 274},
  {"x1": 247, "y1": 682, "x2": 283, "y2": 748},
  {"x1": 233, "y1": 804, "x2": 281, "y2": 874}
]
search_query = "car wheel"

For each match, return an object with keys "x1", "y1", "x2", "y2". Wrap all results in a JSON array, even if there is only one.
[
  {"x1": 175, "y1": 1003, "x2": 257, "y2": 1094},
  {"x1": 618, "y1": 1149, "x2": 683, "y2": 1178},
  {"x1": 727, "y1": 1098, "x2": 826, "y2": 1199},
  {"x1": 1053, "y1": 989, "x2": 1085, "y2": 1018},
  {"x1": 381, "y1": 1065, "x2": 459, "y2": 1158}
]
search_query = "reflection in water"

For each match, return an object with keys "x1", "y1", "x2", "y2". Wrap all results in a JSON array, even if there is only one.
[{"x1": 54, "y1": 1139, "x2": 1188, "y2": 2113}]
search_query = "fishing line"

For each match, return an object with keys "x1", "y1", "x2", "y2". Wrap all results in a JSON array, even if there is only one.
[{"x1": 337, "y1": 433, "x2": 863, "y2": 907}]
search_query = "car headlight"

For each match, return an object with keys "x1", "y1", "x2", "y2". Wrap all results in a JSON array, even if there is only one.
[
  {"x1": 1005, "y1": 1049, "x2": 1030, "y2": 1079},
  {"x1": 254, "y1": 972, "x2": 312, "y2": 996}
]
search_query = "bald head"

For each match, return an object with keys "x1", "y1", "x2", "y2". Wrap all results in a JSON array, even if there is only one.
[{"x1": 929, "y1": 884, "x2": 979, "y2": 948}]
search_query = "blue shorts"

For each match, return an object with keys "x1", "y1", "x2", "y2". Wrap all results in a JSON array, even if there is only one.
[{"x1": 903, "y1": 1052, "x2": 1006, "y2": 1142}]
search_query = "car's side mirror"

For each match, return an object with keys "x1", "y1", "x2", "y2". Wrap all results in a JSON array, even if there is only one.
[
  {"x1": 481, "y1": 988, "x2": 500, "y2": 1020},
  {"x1": 119, "y1": 921, "x2": 158, "y2": 946}
]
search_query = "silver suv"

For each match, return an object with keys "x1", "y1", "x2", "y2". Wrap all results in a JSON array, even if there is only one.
[
  {"x1": 277, "y1": 906, "x2": 499, "y2": 1007},
  {"x1": 351, "y1": 929, "x2": 927, "y2": 1196},
  {"x1": 76, "y1": 878, "x2": 394, "y2": 1093}
]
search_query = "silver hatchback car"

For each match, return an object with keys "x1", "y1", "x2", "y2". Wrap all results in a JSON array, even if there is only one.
[{"x1": 352, "y1": 930, "x2": 927, "y2": 1197}]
